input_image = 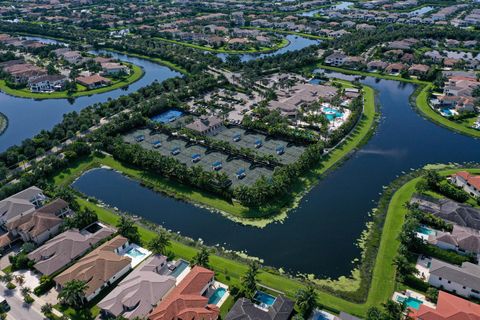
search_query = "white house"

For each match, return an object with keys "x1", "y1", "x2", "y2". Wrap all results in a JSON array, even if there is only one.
[
  {"x1": 29, "y1": 74, "x2": 68, "y2": 93},
  {"x1": 452, "y1": 171, "x2": 480, "y2": 198},
  {"x1": 428, "y1": 258, "x2": 480, "y2": 299},
  {"x1": 324, "y1": 52, "x2": 347, "y2": 66}
]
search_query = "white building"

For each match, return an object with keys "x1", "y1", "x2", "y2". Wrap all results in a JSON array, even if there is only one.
[
  {"x1": 428, "y1": 259, "x2": 480, "y2": 299},
  {"x1": 451, "y1": 171, "x2": 480, "y2": 198}
]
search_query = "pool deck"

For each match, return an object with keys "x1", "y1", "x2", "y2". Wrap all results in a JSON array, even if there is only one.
[
  {"x1": 119, "y1": 243, "x2": 152, "y2": 268},
  {"x1": 392, "y1": 289, "x2": 435, "y2": 310},
  {"x1": 206, "y1": 281, "x2": 230, "y2": 307}
]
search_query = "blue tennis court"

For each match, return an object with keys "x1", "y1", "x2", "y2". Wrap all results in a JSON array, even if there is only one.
[{"x1": 151, "y1": 110, "x2": 184, "y2": 124}]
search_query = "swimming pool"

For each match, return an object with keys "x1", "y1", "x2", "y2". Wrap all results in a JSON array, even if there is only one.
[
  {"x1": 171, "y1": 260, "x2": 189, "y2": 278},
  {"x1": 418, "y1": 226, "x2": 436, "y2": 236},
  {"x1": 441, "y1": 108, "x2": 453, "y2": 117},
  {"x1": 126, "y1": 247, "x2": 146, "y2": 259},
  {"x1": 254, "y1": 291, "x2": 276, "y2": 307},
  {"x1": 151, "y1": 110, "x2": 184, "y2": 124},
  {"x1": 208, "y1": 287, "x2": 227, "y2": 305},
  {"x1": 396, "y1": 296, "x2": 423, "y2": 310},
  {"x1": 322, "y1": 106, "x2": 344, "y2": 121}
]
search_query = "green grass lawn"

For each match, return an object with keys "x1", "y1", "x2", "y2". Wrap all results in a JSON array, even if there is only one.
[
  {"x1": 243, "y1": 27, "x2": 331, "y2": 40},
  {"x1": 154, "y1": 37, "x2": 290, "y2": 54},
  {"x1": 316, "y1": 64, "x2": 480, "y2": 139},
  {"x1": 0, "y1": 63, "x2": 144, "y2": 100},
  {"x1": 414, "y1": 84, "x2": 480, "y2": 139},
  {"x1": 52, "y1": 83, "x2": 377, "y2": 226},
  {"x1": 60, "y1": 165, "x2": 480, "y2": 319}
]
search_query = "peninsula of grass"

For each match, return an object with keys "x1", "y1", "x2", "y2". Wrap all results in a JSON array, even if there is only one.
[
  {"x1": 154, "y1": 37, "x2": 290, "y2": 54},
  {"x1": 244, "y1": 27, "x2": 331, "y2": 41},
  {"x1": 59, "y1": 165, "x2": 480, "y2": 319},
  {"x1": 316, "y1": 64, "x2": 480, "y2": 139},
  {"x1": 0, "y1": 63, "x2": 144, "y2": 100},
  {"x1": 53, "y1": 83, "x2": 377, "y2": 227},
  {"x1": 413, "y1": 84, "x2": 480, "y2": 138},
  {"x1": 0, "y1": 112, "x2": 7, "y2": 136}
]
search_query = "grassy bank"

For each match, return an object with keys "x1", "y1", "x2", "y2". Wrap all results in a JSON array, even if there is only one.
[
  {"x1": 413, "y1": 84, "x2": 480, "y2": 139},
  {"x1": 54, "y1": 83, "x2": 377, "y2": 226},
  {"x1": 244, "y1": 27, "x2": 331, "y2": 40},
  {"x1": 154, "y1": 37, "x2": 290, "y2": 54},
  {"x1": 0, "y1": 64, "x2": 144, "y2": 100},
  {"x1": 61, "y1": 165, "x2": 480, "y2": 318},
  {"x1": 317, "y1": 64, "x2": 480, "y2": 139}
]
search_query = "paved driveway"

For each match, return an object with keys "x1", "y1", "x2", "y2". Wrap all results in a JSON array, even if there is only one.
[{"x1": 0, "y1": 283, "x2": 44, "y2": 320}]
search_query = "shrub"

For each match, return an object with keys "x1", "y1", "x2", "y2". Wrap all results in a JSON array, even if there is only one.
[
  {"x1": 438, "y1": 183, "x2": 469, "y2": 203},
  {"x1": 404, "y1": 275, "x2": 430, "y2": 293},
  {"x1": 6, "y1": 282, "x2": 15, "y2": 290},
  {"x1": 34, "y1": 276, "x2": 54, "y2": 296},
  {"x1": 418, "y1": 244, "x2": 473, "y2": 265}
]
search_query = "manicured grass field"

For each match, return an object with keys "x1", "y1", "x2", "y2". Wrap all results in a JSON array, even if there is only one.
[
  {"x1": 154, "y1": 37, "x2": 290, "y2": 54},
  {"x1": 62, "y1": 165, "x2": 480, "y2": 318},
  {"x1": 414, "y1": 84, "x2": 480, "y2": 138},
  {"x1": 0, "y1": 63, "x2": 144, "y2": 100},
  {"x1": 53, "y1": 83, "x2": 377, "y2": 226},
  {"x1": 316, "y1": 64, "x2": 480, "y2": 139}
]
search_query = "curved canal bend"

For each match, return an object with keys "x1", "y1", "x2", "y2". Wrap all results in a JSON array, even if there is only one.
[
  {"x1": 0, "y1": 37, "x2": 182, "y2": 151},
  {"x1": 73, "y1": 76, "x2": 480, "y2": 279},
  {"x1": 0, "y1": 35, "x2": 318, "y2": 150}
]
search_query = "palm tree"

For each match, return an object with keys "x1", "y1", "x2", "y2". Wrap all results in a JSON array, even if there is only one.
[
  {"x1": 295, "y1": 284, "x2": 318, "y2": 318},
  {"x1": 191, "y1": 247, "x2": 210, "y2": 268},
  {"x1": 117, "y1": 215, "x2": 141, "y2": 244},
  {"x1": 147, "y1": 231, "x2": 171, "y2": 255},
  {"x1": 41, "y1": 303, "x2": 53, "y2": 318},
  {"x1": 242, "y1": 262, "x2": 259, "y2": 299},
  {"x1": 14, "y1": 274, "x2": 25, "y2": 287},
  {"x1": 20, "y1": 286, "x2": 31, "y2": 297},
  {"x1": 58, "y1": 279, "x2": 88, "y2": 308},
  {"x1": 0, "y1": 273, "x2": 12, "y2": 285}
]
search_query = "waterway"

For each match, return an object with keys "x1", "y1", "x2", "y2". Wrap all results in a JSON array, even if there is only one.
[
  {"x1": 217, "y1": 35, "x2": 320, "y2": 62},
  {"x1": 0, "y1": 36, "x2": 182, "y2": 151},
  {"x1": 299, "y1": 1, "x2": 353, "y2": 17},
  {"x1": 72, "y1": 74, "x2": 480, "y2": 279}
]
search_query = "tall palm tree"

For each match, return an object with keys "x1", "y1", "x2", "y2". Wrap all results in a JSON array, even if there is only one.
[
  {"x1": 117, "y1": 215, "x2": 141, "y2": 244},
  {"x1": 147, "y1": 231, "x2": 171, "y2": 255},
  {"x1": 14, "y1": 274, "x2": 25, "y2": 287},
  {"x1": 58, "y1": 280, "x2": 88, "y2": 308},
  {"x1": 191, "y1": 247, "x2": 210, "y2": 268},
  {"x1": 242, "y1": 262, "x2": 259, "y2": 299},
  {"x1": 295, "y1": 284, "x2": 317, "y2": 318}
]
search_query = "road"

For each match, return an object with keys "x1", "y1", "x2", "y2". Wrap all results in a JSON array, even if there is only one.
[{"x1": 0, "y1": 283, "x2": 44, "y2": 320}]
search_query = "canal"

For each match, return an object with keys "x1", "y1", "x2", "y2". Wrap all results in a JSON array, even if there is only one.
[
  {"x1": 0, "y1": 37, "x2": 182, "y2": 151},
  {"x1": 72, "y1": 75, "x2": 480, "y2": 279}
]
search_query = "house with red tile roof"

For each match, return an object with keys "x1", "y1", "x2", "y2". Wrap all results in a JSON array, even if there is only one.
[
  {"x1": 148, "y1": 266, "x2": 219, "y2": 320},
  {"x1": 410, "y1": 291, "x2": 480, "y2": 319},
  {"x1": 452, "y1": 171, "x2": 480, "y2": 198}
]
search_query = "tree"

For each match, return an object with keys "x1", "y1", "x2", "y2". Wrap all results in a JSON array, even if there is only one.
[
  {"x1": 295, "y1": 284, "x2": 317, "y2": 318},
  {"x1": 191, "y1": 247, "x2": 210, "y2": 268},
  {"x1": 58, "y1": 280, "x2": 88, "y2": 308},
  {"x1": 14, "y1": 274, "x2": 25, "y2": 287},
  {"x1": 20, "y1": 286, "x2": 31, "y2": 297},
  {"x1": 426, "y1": 287, "x2": 438, "y2": 302},
  {"x1": 116, "y1": 215, "x2": 141, "y2": 244},
  {"x1": 366, "y1": 306, "x2": 383, "y2": 320},
  {"x1": 41, "y1": 303, "x2": 53, "y2": 318},
  {"x1": 242, "y1": 261, "x2": 259, "y2": 299},
  {"x1": 147, "y1": 231, "x2": 171, "y2": 255}
]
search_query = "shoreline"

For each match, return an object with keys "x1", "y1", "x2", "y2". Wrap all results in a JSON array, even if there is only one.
[
  {"x1": 0, "y1": 63, "x2": 145, "y2": 100},
  {"x1": 54, "y1": 83, "x2": 377, "y2": 227}
]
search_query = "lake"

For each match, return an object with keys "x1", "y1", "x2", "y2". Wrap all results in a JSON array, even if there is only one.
[{"x1": 72, "y1": 75, "x2": 480, "y2": 279}]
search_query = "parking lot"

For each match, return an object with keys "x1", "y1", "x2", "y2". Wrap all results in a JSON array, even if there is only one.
[
  {"x1": 124, "y1": 129, "x2": 273, "y2": 186},
  {"x1": 214, "y1": 127, "x2": 305, "y2": 165}
]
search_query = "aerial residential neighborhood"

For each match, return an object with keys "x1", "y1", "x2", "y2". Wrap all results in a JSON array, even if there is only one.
[{"x1": 0, "y1": 0, "x2": 479, "y2": 319}]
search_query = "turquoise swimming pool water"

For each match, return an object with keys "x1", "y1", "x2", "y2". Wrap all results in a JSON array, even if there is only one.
[
  {"x1": 418, "y1": 226, "x2": 435, "y2": 236},
  {"x1": 441, "y1": 108, "x2": 453, "y2": 117},
  {"x1": 171, "y1": 260, "x2": 189, "y2": 277},
  {"x1": 322, "y1": 107, "x2": 344, "y2": 122},
  {"x1": 151, "y1": 110, "x2": 183, "y2": 124},
  {"x1": 254, "y1": 291, "x2": 276, "y2": 307},
  {"x1": 208, "y1": 287, "x2": 226, "y2": 305},
  {"x1": 126, "y1": 247, "x2": 145, "y2": 258},
  {"x1": 396, "y1": 296, "x2": 423, "y2": 310}
]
